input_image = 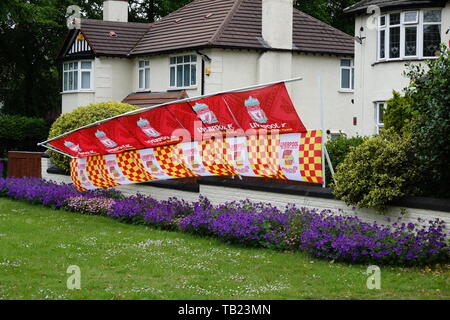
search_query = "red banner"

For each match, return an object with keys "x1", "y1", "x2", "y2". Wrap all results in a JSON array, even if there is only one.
[{"x1": 48, "y1": 83, "x2": 307, "y2": 157}]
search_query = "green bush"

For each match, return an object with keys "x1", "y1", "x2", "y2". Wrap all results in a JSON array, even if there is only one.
[
  {"x1": 325, "y1": 133, "x2": 365, "y2": 183},
  {"x1": 332, "y1": 130, "x2": 421, "y2": 212},
  {"x1": 384, "y1": 91, "x2": 413, "y2": 133},
  {"x1": 404, "y1": 47, "x2": 450, "y2": 197},
  {"x1": 0, "y1": 115, "x2": 49, "y2": 157},
  {"x1": 48, "y1": 102, "x2": 139, "y2": 173}
]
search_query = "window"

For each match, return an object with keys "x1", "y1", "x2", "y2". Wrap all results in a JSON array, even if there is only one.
[
  {"x1": 377, "y1": 9, "x2": 441, "y2": 61},
  {"x1": 138, "y1": 60, "x2": 150, "y2": 90},
  {"x1": 169, "y1": 55, "x2": 197, "y2": 88},
  {"x1": 63, "y1": 60, "x2": 93, "y2": 92},
  {"x1": 375, "y1": 102, "x2": 386, "y2": 133},
  {"x1": 340, "y1": 59, "x2": 354, "y2": 90}
]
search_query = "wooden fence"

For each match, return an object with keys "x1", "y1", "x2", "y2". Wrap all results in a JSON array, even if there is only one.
[{"x1": 7, "y1": 152, "x2": 43, "y2": 178}]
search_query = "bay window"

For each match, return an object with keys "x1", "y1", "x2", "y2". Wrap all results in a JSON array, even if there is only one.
[
  {"x1": 169, "y1": 54, "x2": 197, "y2": 88},
  {"x1": 138, "y1": 60, "x2": 150, "y2": 90},
  {"x1": 377, "y1": 9, "x2": 441, "y2": 61},
  {"x1": 63, "y1": 60, "x2": 93, "y2": 92}
]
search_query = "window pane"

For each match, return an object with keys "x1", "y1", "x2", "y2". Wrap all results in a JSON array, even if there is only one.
[
  {"x1": 63, "y1": 63, "x2": 68, "y2": 71},
  {"x1": 424, "y1": 10, "x2": 441, "y2": 23},
  {"x1": 390, "y1": 13, "x2": 400, "y2": 25},
  {"x1": 73, "y1": 71, "x2": 78, "y2": 90},
  {"x1": 191, "y1": 55, "x2": 197, "y2": 62},
  {"x1": 341, "y1": 69, "x2": 350, "y2": 89},
  {"x1": 191, "y1": 64, "x2": 196, "y2": 86},
  {"x1": 139, "y1": 61, "x2": 145, "y2": 68},
  {"x1": 380, "y1": 30, "x2": 385, "y2": 58},
  {"x1": 378, "y1": 104, "x2": 385, "y2": 124},
  {"x1": 170, "y1": 57, "x2": 176, "y2": 64},
  {"x1": 63, "y1": 73, "x2": 68, "y2": 91},
  {"x1": 423, "y1": 25, "x2": 441, "y2": 56},
  {"x1": 177, "y1": 65, "x2": 183, "y2": 87},
  {"x1": 68, "y1": 72, "x2": 73, "y2": 90},
  {"x1": 69, "y1": 62, "x2": 74, "y2": 70},
  {"x1": 183, "y1": 64, "x2": 190, "y2": 87},
  {"x1": 351, "y1": 68, "x2": 354, "y2": 89},
  {"x1": 184, "y1": 55, "x2": 190, "y2": 63},
  {"x1": 144, "y1": 61, "x2": 150, "y2": 67},
  {"x1": 139, "y1": 70, "x2": 144, "y2": 89},
  {"x1": 389, "y1": 27, "x2": 400, "y2": 58},
  {"x1": 404, "y1": 27, "x2": 417, "y2": 56},
  {"x1": 170, "y1": 67, "x2": 175, "y2": 87},
  {"x1": 380, "y1": 16, "x2": 386, "y2": 26},
  {"x1": 176, "y1": 56, "x2": 183, "y2": 64},
  {"x1": 404, "y1": 11, "x2": 417, "y2": 23},
  {"x1": 144, "y1": 68, "x2": 150, "y2": 89},
  {"x1": 81, "y1": 71, "x2": 90, "y2": 89},
  {"x1": 340, "y1": 59, "x2": 351, "y2": 67},
  {"x1": 81, "y1": 61, "x2": 92, "y2": 69}
]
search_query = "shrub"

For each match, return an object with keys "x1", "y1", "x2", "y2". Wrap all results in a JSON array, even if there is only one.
[
  {"x1": 179, "y1": 198, "x2": 294, "y2": 248},
  {"x1": 384, "y1": 91, "x2": 413, "y2": 133},
  {"x1": 47, "y1": 102, "x2": 139, "y2": 173},
  {"x1": 325, "y1": 134, "x2": 365, "y2": 183},
  {"x1": 288, "y1": 207, "x2": 449, "y2": 266},
  {"x1": 404, "y1": 48, "x2": 450, "y2": 197},
  {"x1": 66, "y1": 196, "x2": 116, "y2": 215},
  {"x1": 0, "y1": 115, "x2": 49, "y2": 156},
  {"x1": 107, "y1": 194, "x2": 192, "y2": 229},
  {"x1": 332, "y1": 130, "x2": 421, "y2": 212}
]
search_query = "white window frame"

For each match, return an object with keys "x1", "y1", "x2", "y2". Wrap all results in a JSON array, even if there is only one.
[
  {"x1": 340, "y1": 59, "x2": 354, "y2": 91},
  {"x1": 375, "y1": 102, "x2": 386, "y2": 134},
  {"x1": 62, "y1": 60, "x2": 93, "y2": 93},
  {"x1": 377, "y1": 9, "x2": 442, "y2": 62},
  {"x1": 169, "y1": 54, "x2": 198, "y2": 89},
  {"x1": 138, "y1": 60, "x2": 150, "y2": 91}
]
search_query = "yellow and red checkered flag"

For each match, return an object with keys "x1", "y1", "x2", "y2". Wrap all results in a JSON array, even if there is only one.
[
  {"x1": 247, "y1": 133, "x2": 286, "y2": 179},
  {"x1": 299, "y1": 130, "x2": 323, "y2": 184}
]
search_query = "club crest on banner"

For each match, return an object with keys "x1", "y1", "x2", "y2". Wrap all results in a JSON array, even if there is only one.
[
  {"x1": 95, "y1": 130, "x2": 117, "y2": 148},
  {"x1": 64, "y1": 141, "x2": 81, "y2": 153},
  {"x1": 137, "y1": 118, "x2": 161, "y2": 137},
  {"x1": 192, "y1": 103, "x2": 218, "y2": 124},
  {"x1": 245, "y1": 96, "x2": 267, "y2": 124}
]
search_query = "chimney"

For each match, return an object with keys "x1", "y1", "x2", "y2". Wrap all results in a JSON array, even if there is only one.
[
  {"x1": 262, "y1": 0, "x2": 293, "y2": 50},
  {"x1": 103, "y1": 0, "x2": 128, "y2": 22}
]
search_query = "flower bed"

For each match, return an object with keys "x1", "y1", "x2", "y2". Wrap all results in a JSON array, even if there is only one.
[{"x1": 0, "y1": 177, "x2": 448, "y2": 266}]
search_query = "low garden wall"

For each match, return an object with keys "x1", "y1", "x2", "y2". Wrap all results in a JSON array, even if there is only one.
[{"x1": 41, "y1": 156, "x2": 450, "y2": 231}]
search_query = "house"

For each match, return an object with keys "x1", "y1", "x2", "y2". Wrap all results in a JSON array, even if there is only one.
[
  {"x1": 344, "y1": 0, "x2": 450, "y2": 135},
  {"x1": 58, "y1": 0, "x2": 356, "y2": 136}
]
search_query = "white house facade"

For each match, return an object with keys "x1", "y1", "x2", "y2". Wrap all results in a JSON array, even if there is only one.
[
  {"x1": 59, "y1": 0, "x2": 357, "y2": 136},
  {"x1": 345, "y1": 0, "x2": 450, "y2": 135}
]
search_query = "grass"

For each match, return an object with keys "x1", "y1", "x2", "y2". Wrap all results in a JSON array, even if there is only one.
[{"x1": 0, "y1": 198, "x2": 449, "y2": 300}]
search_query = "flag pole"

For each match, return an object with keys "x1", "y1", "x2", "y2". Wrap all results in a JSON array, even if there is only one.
[{"x1": 319, "y1": 76, "x2": 326, "y2": 188}]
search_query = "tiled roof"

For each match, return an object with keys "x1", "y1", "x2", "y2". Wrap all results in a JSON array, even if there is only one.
[
  {"x1": 62, "y1": 0, "x2": 355, "y2": 58},
  {"x1": 80, "y1": 19, "x2": 150, "y2": 56},
  {"x1": 122, "y1": 91, "x2": 188, "y2": 108},
  {"x1": 344, "y1": 0, "x2": 447, "y2": 13}
]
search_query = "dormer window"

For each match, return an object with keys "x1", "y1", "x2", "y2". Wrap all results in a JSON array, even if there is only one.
[{"x1": 377, "y1": 9, "x2": 441, "y2": 61}]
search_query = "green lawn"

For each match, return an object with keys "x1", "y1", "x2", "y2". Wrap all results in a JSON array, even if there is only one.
[{"x1": 0, "y1": 198, "x2": 448, "y2": 300}]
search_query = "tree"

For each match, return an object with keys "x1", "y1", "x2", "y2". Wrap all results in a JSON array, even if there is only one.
[
  {"x1": 294, "y1": 0, "x2": 359, "y2": 35},
  {"x1": 0, "y1": 0, "x2": 189, "y2": 119},
  {"x1": 404, "y1": 48, "x2": 450, "y2": 198}
]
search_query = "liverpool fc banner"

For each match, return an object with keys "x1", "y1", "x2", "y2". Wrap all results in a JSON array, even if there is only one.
[{"x1": 41, "y1": 81, "x2": 324, "y2": 191}]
